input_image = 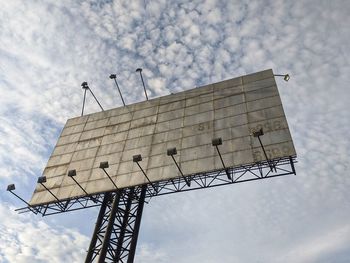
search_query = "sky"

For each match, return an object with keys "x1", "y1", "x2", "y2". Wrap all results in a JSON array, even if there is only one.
[{"x1": 0, "y1": 0, "x2": 349, "y2": 262}]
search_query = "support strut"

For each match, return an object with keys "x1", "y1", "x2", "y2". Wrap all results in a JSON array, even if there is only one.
[{"x1": 85, "y1": 186, "x2": 147, "y2": 263}]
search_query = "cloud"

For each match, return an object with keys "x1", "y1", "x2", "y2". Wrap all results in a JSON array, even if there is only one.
[
  {"x1": 0, "y1": 0, "x2": 349, "y2": 262},
  {"x1": 0, "y1": 203, "x2": 89, "y2": 263},
  {"x1": 280, "y1": 224, "x2": 350, "y2": 263},
  {"x1": 135, "y1": 243, "x2": 169, "y2": 263}
]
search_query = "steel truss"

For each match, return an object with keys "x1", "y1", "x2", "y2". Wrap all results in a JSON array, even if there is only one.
[
  {"x1": 16, "y1": 156, "x2": 296, "y2": 216},
  {"x1": 150, "y1": 156, "x2": 296, "y2": 198},
  {"x1": 16, "y1": 156, "x2": 296, "y2": 262},
  {"x1": 85, "y1": 186, "x2": 146, "y2": 263}
]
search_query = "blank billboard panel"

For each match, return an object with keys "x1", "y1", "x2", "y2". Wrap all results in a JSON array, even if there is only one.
[{"x1": 30, "y1": 69, "x2": 296, "y2": 206}]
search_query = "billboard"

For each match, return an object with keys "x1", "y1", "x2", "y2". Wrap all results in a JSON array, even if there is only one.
[{"x1": 30, "y1": 69, "x2": 296, "y2": 206}]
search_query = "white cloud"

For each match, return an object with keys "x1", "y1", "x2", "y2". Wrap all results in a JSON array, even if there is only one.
[
  {"x1": 0, "y1": 0, "x2": 349, "y2": 262},
  {"x1": 147, "y1": 77, "x2": 168, "y2": 96},
  {"x1": 135, "y1": 243, "x2": 169, "y2": 263},
  {"x1": 0, "y1": 203, "x2": 89, "y2": 263},
  {"x1": 280, "y1": 224, "x2": 350, "y2": 263}
]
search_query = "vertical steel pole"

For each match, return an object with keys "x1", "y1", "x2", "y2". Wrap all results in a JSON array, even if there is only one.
[
  {"x1": 114, "y1": 188, "x2": 134, "y2": 261},
  {"x1": 127, "y1": 185, "x2": 147, "y2": 263},
  {"x1": 98, "y1": 192, "x2": 121, "y2": 263},
  {"x1": 85, "y1": 193, "x2": 111, "y2": 263}
]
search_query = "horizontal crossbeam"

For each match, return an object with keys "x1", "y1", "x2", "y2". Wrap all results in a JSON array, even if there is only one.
[{"x1": 16, "y1": 156, "x2": 296, "y2": 216}]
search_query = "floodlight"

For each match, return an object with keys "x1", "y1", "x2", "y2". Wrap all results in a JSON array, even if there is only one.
[
  {"x1": 68, "y1": 169, "x2": 77, "y2": 177},
  {"x1": 212, "y1": 138, "x2": 223, "y2": 146},
  {"x1": 167, "y1": 147, "x2": 177, "y2": 156},
  {"x1": 252, "y1": 128, "x2": 264, "y2": 137},
  {"x1": 6, "y1": 183, "x2": 41, "y2": 214},
  {"x1": 133, "y1": 154, "x2": 142, "y2": 163},
  {"x1": 37, "y1": 176, "x2": 47, "y2": 184},
  {"x1": 109, "y1": 74, "x2": 116, "y2": 79},
  {"x1": 136, "y1": 68, "x2": 142, "y2": 72},
  {"x1": 7, "y1": 184, "x2": 15, "y2": 191},
  {"x1": 274, "y1": 74, "x2": 290, "y2": 82},
  {"x1": 81, "y1": 81, "x2": 89, "y2": 89},
  {"x1": 99, "y1": 161, "x2": 109, "y2": 169}
]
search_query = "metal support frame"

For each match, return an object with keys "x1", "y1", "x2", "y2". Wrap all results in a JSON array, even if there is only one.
[
  {"x1": 16, "y1": 192, "x2": 106, "y2": 216},
  {"x1": 214, "y1": 145, "x2": 231, "y2": 180},
  {"x1": 7, "y1": 185, "x2": 41, "y2": 215},
  {"x1": 81, "y1": 82, "x2": 104, "y2": 116},
  {"x1": 151, "y1": 156, "x2": 296, "y2": 198},
  {"x1": 38, "y1": 177, "x2": 66, "y2": 210},
  {"x1": 101, "y1": 168, "x2": 119, "y2": 190},
  {"x1": 16, "y1": 156, "x2": 296, "y2": 216},
  {"x1": 252, "y1": 129, "x2": 276, "y2": 172},
  {"x1": 169, "y1": 154, "x2": 191, "y2": 187},
  {"x1": 212, "y1": 138, "x2": 231, "y2": 180},
  {"x1": 88, "y1": 88, "x2": 104, "y2": 112},
  {"x1": 15, "y1": 156, "x2": 296, "y2": 263},
  {"x1": 133, "y1": 155, "x2": 158, "y2": 193},
  {"x1": 69, "y1": 174, "x2": 90, "y2": 197},
  {"x1": 85, "y1": 186, "x2": 146, "y2": 263},
  {"x1": 256, "y1": 135, "x2": 276, "y2": 172},
  {"x1": 85, "y1": 193, "x2": 112, "y2": 262},
  {"x1": 110, "y1": 74, "x2": 126, "y2": 106}
]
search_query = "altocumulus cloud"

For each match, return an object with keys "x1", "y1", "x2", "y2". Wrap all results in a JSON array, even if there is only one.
[
  {"x1": 0, "y1": 0, "x2": 350, "y2": 262},
  {"x1": 0, "y1": 203, "x2": 89, "y2": 263}
]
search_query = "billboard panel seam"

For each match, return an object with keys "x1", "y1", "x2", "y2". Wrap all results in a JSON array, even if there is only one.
[
  {"x1": 46, "y1": 117, "x2": 289, "y2": 181},
  {"x1": 58, "y1": 98, "x2": 283, "y2": 143}
]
